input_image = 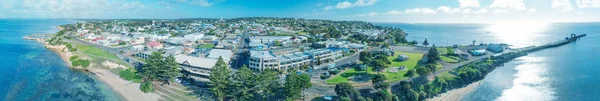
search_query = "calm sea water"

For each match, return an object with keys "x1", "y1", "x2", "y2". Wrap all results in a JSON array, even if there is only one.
[
  {"x1": 0, "y1": 19, "x2": 123, "y2": 101},
  {"x1": 375, "y1": 22, "x2": 600, "y2": 101}
]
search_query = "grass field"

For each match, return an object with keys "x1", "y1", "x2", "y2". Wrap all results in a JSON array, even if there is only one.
[
  {"x1": 75, "y1": 44, "x2": 120, "y2": 61},
  {"x1": 440, "y1": 55, "x2": 460, "y2": 63},
  {"x1": 325, "y1": 52, "x2": 425, "y2": 84},
  {"x1": 198, "y1": 44, "x2": 215, "y2": 49},
  {"x1": 438, "y1": 71, "x2": 456, "y2": 80}
]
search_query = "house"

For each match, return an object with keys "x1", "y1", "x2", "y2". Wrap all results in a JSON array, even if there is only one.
[
  {"x1": 487, "y1": 44, "x2": 504, "y2": 53},
  {"x1": 131, "y1": 45, "x2": 144, "y2": 51},
  {"x1": 131, "y1": 36, "x2": 145, "y2": 45},
  {"x1": 146, "y1": 41, "x2": 163, "y2": 49},
  {"x1": 165, "y1": 46, "x2": 184, "y2": 56},
  {"x1": 199, "y1": 36, "x2": 218, "y2": 43},
  {"x1": 184, "y1": 33, "x2": 204, "y2": 42},
  {"x1": 396, "y1": 54, "x2": 409, "y2": 61}
]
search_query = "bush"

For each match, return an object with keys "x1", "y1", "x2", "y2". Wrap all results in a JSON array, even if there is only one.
[
  {"x1": 71, "y1": 59, "x2": 90, "y2": 68},
  {"x1": 69, "y1": 56, "x2": 79, "y2": 61},
  {"x1": 140, "y1": 81, "x2": 154, "y2": 93},
  {"x1": 119, "y1": 68, "x2": 141, "y2": 83}
]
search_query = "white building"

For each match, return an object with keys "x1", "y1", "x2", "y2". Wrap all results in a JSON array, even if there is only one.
[
  {"x1": 206, "y1": 49, "x2": 233, "y2": 63},
  {"x1": 184, "y1": 33, "x2": 205, "y2": 42},
  {"x1": 175, "y1": 55, "x2": 218, "y2": 82}
]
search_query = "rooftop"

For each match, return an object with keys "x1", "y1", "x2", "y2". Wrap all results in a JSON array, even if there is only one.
[
  {"x1": 207, "y1": 49, "x2": 233, "y2": 62},
  {"x1": 250, "y1": 51, "x2": 276, "y2": 59},
  {"x1": 174, "y1": 54, "x2": 218, "y2": 69}
]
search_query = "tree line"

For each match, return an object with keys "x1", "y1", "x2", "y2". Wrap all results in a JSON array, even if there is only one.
[{"x1": 208, "y1": 57, "x2": 312, "y2": 101}]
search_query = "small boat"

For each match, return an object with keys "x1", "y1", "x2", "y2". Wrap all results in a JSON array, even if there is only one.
[{"x1": 486, "y1": 31, "x2": 490, "y2": 33}]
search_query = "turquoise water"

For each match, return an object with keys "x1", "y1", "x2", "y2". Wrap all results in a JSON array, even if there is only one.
[
  {"x1": 0, "y1": 19, "x2": 123, "y2": 101},
  {"x1": 376, "y1": 22, "x2": 600, "y2": 101}
]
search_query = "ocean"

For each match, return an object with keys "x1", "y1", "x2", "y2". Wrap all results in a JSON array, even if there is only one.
[
  {"x1": 0, "y1": 19, "x2": 123, "y2": 101},
  {"x1": 375, "y1": 22, "x2": 600, "y2": 101}
]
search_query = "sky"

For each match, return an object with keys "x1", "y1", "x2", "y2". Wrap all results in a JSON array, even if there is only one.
[{"x1": 1, "y1": 0, "x2": 600, "y2": 23}]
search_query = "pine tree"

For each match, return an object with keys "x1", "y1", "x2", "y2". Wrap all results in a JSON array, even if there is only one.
[
  {"x1": 161, "y1": 55, "x2": 180, "y2": 84},
  {"x1": 209, "y1": 57, "x2": 232, "y2": 101},
  {"x1": 231, "y1": 66, "x2": 256, "y2": 100},
  {"x1": 423, "y1": 38, "x2": 430, "y2": 46}
]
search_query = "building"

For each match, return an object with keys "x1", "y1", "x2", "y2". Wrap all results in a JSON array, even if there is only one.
[
  {"x1": 146, "y1": 41, "x2": 163, "y2": 49},
  {"x1": 249, "y1": 48, "x2": 342, "y2": 72},
  {"x1": 199, "y1": 36, "x2": 218, "y2": 43},
  {"x1": 206, "y1": 49, "x2": 233, "y2": 63},
  {"x1": 136, "y1": 51, "x2": 156, "y2": 60},
  {"x1": 175, "y1": 54, "x2": 218, "y2": 82},
  {"x1": 487, "y1": 44, "x2": 504, "y2": 53},
  {"x1": 249, "y1": 51, "x2": 280, "y2": 71},
  {"x1": 131, "y1": 45, "x2": 144, "y2": 51},
  {"x1": 184, "y1": 33, "x2": 204, "y2": 42}
]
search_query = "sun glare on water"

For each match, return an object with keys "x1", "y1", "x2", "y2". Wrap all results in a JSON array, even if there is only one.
[{"x1": 487, "y1": 22, "x2": 549, "y2": 48}]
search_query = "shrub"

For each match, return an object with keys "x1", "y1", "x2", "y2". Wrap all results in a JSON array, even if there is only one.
[
  {"x1": 119, "y1": 68, "x2": 141, "y2": 83},
  {"x1": 140, "y1": 81, "x2": 155, "y2": 93}
]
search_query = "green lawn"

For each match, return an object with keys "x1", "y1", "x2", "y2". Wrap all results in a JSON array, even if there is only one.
[
  {"x1": 75, "y1": 44, "x2": 120, "y2": 61},
  {"x1": 440, "y1": 55, "x2": 460, "y2": 63},
  {"x1": 197, "y1": 44, "x2": 215, "y2": 49},
  {"x1": 437, "y1": 47, "x2": 448, "y2": 54},
  {"x1": 325, "y1": 52, "x2": 425, "y2": 84},
  {"x1": 439, "y1": 71, "x2": 456, "y2": 80}
]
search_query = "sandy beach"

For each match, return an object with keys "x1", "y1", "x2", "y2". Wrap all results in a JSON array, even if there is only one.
[
  {"x1": 25, "y1": 34, "x2": 159, "y2": 101},
  {"x1": 90, "y1": 69, "x2": 160, "y2": 101},
  {"x1": 427, "y1": 81, "x2": 481, "y2": 101}
]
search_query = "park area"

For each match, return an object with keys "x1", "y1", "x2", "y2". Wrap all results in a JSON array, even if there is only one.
[
  {"x1": 325, "y1": 52, "x2": 428, "y2": 84},
  {"x1": 75, "y1": 43, "x2": 128, "y2": 66}
]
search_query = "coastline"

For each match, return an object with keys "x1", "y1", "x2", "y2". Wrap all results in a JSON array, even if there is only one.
[
  {"x1": 427, "y1": 81, "x2": 481, "y2": 101},
  {"x1": 24, "y1": 33, "x2": 159, "y2": 101}
]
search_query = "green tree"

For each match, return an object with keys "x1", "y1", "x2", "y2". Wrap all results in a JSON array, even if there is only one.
[
  {"x1": 284, "y1": 73, "x2": 311, "y2": 100},
  {"x1": 373, "y1": 90, "x2": 393, "y2": 101},
  {"x1": 372, "y1": 74, "x2": 389, "y2": 90},
  {"x1": 370, "y1": 60, "x2": 388, "y2": 73},
  {"x1": 416, "y1": 67, "x2": 431, "y2": 76},
  {"x1": 140, "y1": 52, "x2": 164, "y2": 82},
  {"x1": 231, "y1": 66, "x2": 256, "y2": 100},
  {"x1": 160, "y1": 56, "x2": 180, "y2": 84},
  {"x1": 427, "y1": 45, "x2": 441, "y2": 63},
  {"x1": 335, "y1": 83, "x2": 360, "y2": 99},
  {"x1": 422, "y1": 38, "x2": 429, "y2": 46},
  {"x1": 209, "y1": 57, "x2": 232, "y2": 101},
  {"x1": 257, "y1": 69, "x2": 281, "y2": 100},
  {"x1": 359, "y1": 51, "x2": 372, "y2": 62},
  {"x1": 446, "y1": 47, "x2": 455, "y2": 55},
  {"x1": 404, "y1": 69, "x2": 416, "y2": 77}
]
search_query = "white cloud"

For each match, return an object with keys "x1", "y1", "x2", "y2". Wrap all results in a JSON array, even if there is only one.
[
  {"x1": 493, "y1": 9, "x2": 509, "y2": 14},
  {"x1": 172, "y1": 0, "x2": 216, "y2": 7},
  {"x1": 324, "y1": 0, "x2": 378, "y2": 10},
  {"x1": 458, "y1": 0, "x2": 480, "y2": 8},
  {"x1": 462, "y1": 9, "x2": 472, "y2": 14},
  {"x1": 404, "y1": 8, "x2": 436, "y2": 14},
  {"x1": 576, "y1": 0, "x2": 600, "y2": 8},
  {"x1": 354, "y1": 0, "x2": 378, "y2": 6},
  {"x1": 336, "y1": 1, "x2": 353, "y2": 9},
  {"x1": 437, "y1": 6, "x2": 451, "y2": 13},
  {"x1": 529, "y1": 8, "x2": 537, "y2": 12},
  {"x1": 553, "y1": 0, "x2": 574, "y2": 11},
  {"x1": 489, "y1": 0, "x2": 527, "y2": 10},
  {"x1": 324, "y1": 6, "x2": 333, "y2": 10},
  {"x1": 449, "y1": 8, "x2": 461, "y2": 14},
  {"x1": 385, "y1": 10, "x2": 402, "y2": 15},
  {"x1": 475, "y1": 8, "x2": 488, "y2": 14},
  {"x1": 356, "y1": 12, "x2": 378, "y2": 16}
]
